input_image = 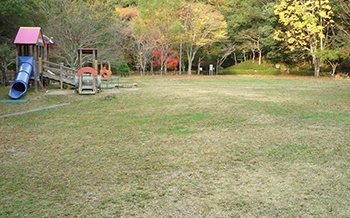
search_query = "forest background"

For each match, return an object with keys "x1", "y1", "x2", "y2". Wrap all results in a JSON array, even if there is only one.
[{"x1": 1, "y1": 0, "x2": 350, "y2": 85}]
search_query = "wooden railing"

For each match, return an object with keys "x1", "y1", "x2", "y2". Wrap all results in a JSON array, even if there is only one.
[{"x1": 39, "y1": 58, "x2": 77, "y2": 89}]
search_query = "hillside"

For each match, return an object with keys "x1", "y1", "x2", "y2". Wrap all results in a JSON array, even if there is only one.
[{"x1": 223, "y1": 61, "x2": 280, "y2": 76}]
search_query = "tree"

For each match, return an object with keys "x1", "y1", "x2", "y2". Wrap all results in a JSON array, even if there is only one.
[
  {"x1": 274, "y1": 0, "x2": 334, "y2": 76},
  {"x1": 153, "y1": 49, "x2": 179, "y2": 71},
  {"x1": 0, "y1": 43, "x2": 15, "y2": 86},
  {"x1": 317, "y1": 48, "x2": 349, "y2": 74},
  {"x1": 221, "y1": 0, "x2": 277, "y2": 65},
  {"x1": 115, "y1": 6, "x2": 146, "y2": 74},
  {"x1": 0, "y1": 0, "x2": 42, "y2": 43},
  {"x1": 40, "y1": 0, "x2": 120, "y2": 68},
  {"x1": 0, "y1": 0, "x2": 45, "y2": 85},
  {"x1": 201, "y1": 41, "x2": 236, "y2": 73},
  {"x1": 178, "y1": 2, "x2": 227, "y2": 75},
  {"x1": 130, "y1": 18, "x2": 157, "y2": 75},
  {"x1": 334, "y1": 0, "x2": 350, "y2": 36},
  {"x1": 137, "y1": 0, "x2": 184, "y2": 75}
]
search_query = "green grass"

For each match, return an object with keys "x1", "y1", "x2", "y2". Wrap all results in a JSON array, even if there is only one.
[
  {"x1": 223, "y1": 61, "x2": 331, "y2": 77},
  {"x1": 223, "y1": 61, "x2": 280, "y2": 75},
  {"x1": 1, "y1": 76, "x2": 350, "y2": 217}
]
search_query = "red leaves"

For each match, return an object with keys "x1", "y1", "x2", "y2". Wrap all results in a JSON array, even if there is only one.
[{"x1": 152, "y1": 49, "x2": 179, "y2": 70}]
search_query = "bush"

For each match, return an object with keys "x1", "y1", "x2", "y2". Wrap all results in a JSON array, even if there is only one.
[
  {"x1": 217, "y1": 66, "x2": 224, "y2": 75},
  {"x1": 116, "y1": 62, "x2": 130, "y2": 77}
]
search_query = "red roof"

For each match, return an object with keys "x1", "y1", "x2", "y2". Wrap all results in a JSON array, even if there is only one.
[{"x1": 14, "y1": 27, "x2": 44, "y2": 45}]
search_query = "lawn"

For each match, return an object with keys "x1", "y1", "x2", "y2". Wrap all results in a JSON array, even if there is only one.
[{"x1": 1, "y1": 75, "x2": 350, "y2": 217}]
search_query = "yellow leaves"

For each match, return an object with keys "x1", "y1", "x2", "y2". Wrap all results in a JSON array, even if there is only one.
[
  {"x1": 319, "y1": 10, "x2": 327, "y2": 18},
  {"x1": 273, "y1": 30, "x2": 283, "y2": 41},
  {"x1": 179, "y1": 2, "x2": 227, "y2": 46},
  {"x1": 274, "y1": 0, "x2": 334, "y2": 52},
  {"x1": 287, "y1": 37, "x2": 295, "y2": 44}
]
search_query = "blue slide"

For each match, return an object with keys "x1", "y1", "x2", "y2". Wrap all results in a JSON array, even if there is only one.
[{"x1": 9, "y1": 56, "x2": 34, "y2": 99}]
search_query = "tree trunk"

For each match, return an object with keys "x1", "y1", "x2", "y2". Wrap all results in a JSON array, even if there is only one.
[
  {"x1": 331, "y1": 65, "x2": 337, "y2": 75},
  {"x1": 197, "y1": 57, "x2": 203, "y2": 75},
  {"x1": 179, "y1": 43, "x2": 182, "y2": 75},
  {"x1": 243, "y1": 50, "x2": 247, "y2": 62},
  {"x1": 0, "y1": 61, "x2": 5, "y2": 86},
  {"x1": 150, "y1": 61, "x2": 154, "y2": 75},
  {"x1": 164, "y1": 59, "x2": 168, "y2": 75},
  {"x1": 186, "y1": 46, "x2": 197, "y2": 76},
  {"x1": 216, "y1": 59, "x2": 220, "y2": 75},
  {"x1": 251, "y1": 49, "x2": 255, "y2": 63},
  {"x1": 187, "y1": 62, "x2": 192, "y2": 75},
  {"x1": 258, "y1": 49, "x2": 262, "y2": 65},
  {"x1": 327, "y1": 60, "x2": 338, "y2": 75},
  {"x1": 313, "y1": 54, "x2": 320, "y2": 77}
]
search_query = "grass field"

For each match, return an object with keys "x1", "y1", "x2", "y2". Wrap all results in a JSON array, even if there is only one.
[{"x1": 1, "y1": 75, "x2": 350, "y2": 217}]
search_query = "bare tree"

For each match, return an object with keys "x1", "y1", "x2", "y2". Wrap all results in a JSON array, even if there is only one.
[{"x1": 42, "y1": 0, "x2": 120, "y2": 68}]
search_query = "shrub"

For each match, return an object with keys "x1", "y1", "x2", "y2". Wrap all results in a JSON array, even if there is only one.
[{"x1": 116, "y1": 62, "x2": 130, "y2": 77}]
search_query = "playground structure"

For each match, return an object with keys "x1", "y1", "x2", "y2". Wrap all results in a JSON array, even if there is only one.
[
  {"x1": 100, "y1": 61, "x2": 112, "y2": 81},
  {"x1": 75, "y1": 67, "x2": 101, "y2": 94},
  {"x1": 9, "y1": 26, "x2": 79, "y2": 99},
  {"x1": 9, "y1": 56, "x2": 35, "y2": 99},
  {"x1": 75, "y1": 48, "x2": 102, "y2": 94},
  {"x1": 9, "y1": 27, "x2": 122, "y2": 99},
  {"x1": 10, "y1": 27, "x2": 48, "y2": 99}
]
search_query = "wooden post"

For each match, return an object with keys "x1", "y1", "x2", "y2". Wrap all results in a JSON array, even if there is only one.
[
  {"x1": 60, "y1": 62, "x2": 64, "y2": 89},
  {"x1": 79, "y1": 49, "x2": 82, "y2": 69},
  {"x1": 38, "y1": 57, "x2": 42, "y2": 74},
  {"x1": 93, "y1": 60, "x2": 98, "y2": 71},
  {"x1": 34, "y1": 45, "x2": 38, "y2": 92},
  {"x1": 93, "y1": 49, "x2": 97, "y2": 62}
]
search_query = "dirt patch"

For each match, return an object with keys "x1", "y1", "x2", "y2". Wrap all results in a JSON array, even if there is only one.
[{"x1": 45, "y1": 89, "x2": 75, "y2": 95}]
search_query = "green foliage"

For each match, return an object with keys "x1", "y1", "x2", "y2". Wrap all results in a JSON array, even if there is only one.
[
  {"x1": 221, "y1": 0, "x2": 277, "y2": 66},
  {"x1": 116, "y1": 62, "x2": 130, "y2": 76},
  {"x1": 2, "y1": 0, "x2": 350, "y2": 77},
  {"x1": 0, "y1": 43, "x2": 16, "y2": 85},
  {"x1": 317, "y1": 48, "x2": 349, "y2": 62},
  {"x1": 289, "y1": 65, "x2": 314, "y2": 76},
  {"x1": 0, "y1": 0, "x2": 43, "y2": 44},
  {"x1": 217, "y1": 66, "x2": 224, "y2": 74}
]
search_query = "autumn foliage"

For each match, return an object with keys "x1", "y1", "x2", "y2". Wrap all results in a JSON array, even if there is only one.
[{"x1": 152, "y1": 50, "x2": 179, "y2": 70}]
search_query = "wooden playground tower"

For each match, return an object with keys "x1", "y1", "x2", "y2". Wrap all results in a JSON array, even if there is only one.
[
  {"x1": 10, "y1": 27, "x2": 50, "y2": 98},
  {"x1": 10, "y1": 26, "x2": 78, "y2": 99}
]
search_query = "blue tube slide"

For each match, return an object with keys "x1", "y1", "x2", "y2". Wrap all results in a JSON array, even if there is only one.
[{"x1": 9, "y1": 56, "x2": 34, "y2": 99}]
